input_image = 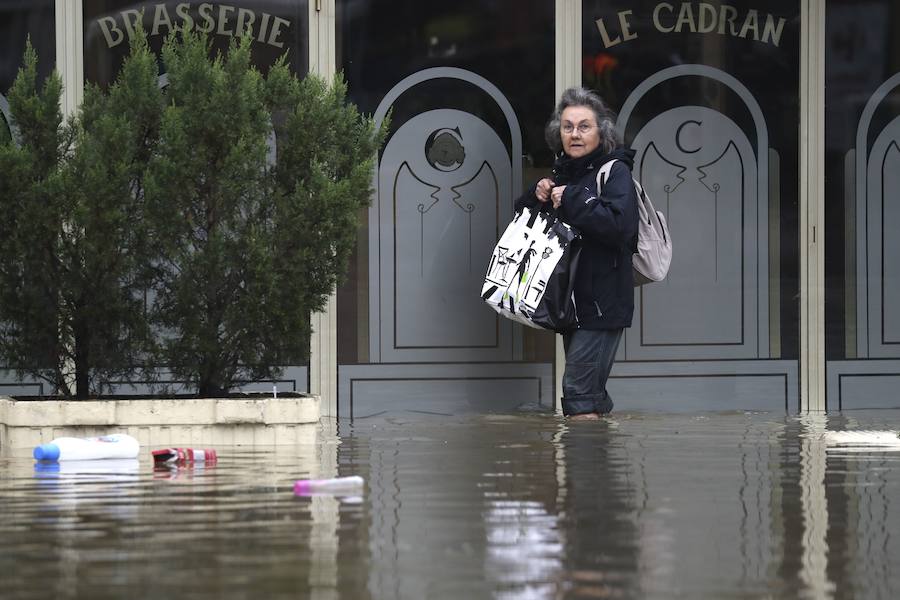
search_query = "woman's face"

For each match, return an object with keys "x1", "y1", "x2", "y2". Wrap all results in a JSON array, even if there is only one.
[{"x1": 560, "y1": 105, "x2": 601, "y2": 158}]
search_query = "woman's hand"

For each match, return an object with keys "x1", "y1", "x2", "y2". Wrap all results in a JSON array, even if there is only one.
[
  {"x1": 551, "y1": 185, "x2": 567, "y2": 209},
  {"x1": 535, "y1": 178, "x2": 554, "y2": 203}
]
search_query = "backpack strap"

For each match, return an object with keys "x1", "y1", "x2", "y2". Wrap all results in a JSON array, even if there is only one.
[
  {"x1": 595, "y1": 159, "x2": 617, "y2": 191},
  {"x1": 597, "y1": 159, "x2": 649, "y2": 222},
  {"x1": 596, "y1": 158, "x2": 642, "y2": 252}
]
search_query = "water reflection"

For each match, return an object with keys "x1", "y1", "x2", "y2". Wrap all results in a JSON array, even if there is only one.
[
  {"x1": 553, "y1": 421, "x2": 640, "y2": 598},
  {"x1": 0, "y1": 412, "x2": 899, "y2": 599},
  {"x1": 818, "y1": 415, "x2": 900, "y2": 600},
  {"x1": 35, "y1": 458, "x2": 141, "y2": 477},
  {"x1": 797, "y1": 415, "x2": 834, "y2": 599},
  {"x1": 152, "y1": 461, "x2": 216, "y2": 481}
]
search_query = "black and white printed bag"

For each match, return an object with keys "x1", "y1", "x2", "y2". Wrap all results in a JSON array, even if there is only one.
[
  {"x1": 596, "y1": 159, "x2": 673, "y2": 286},
  {"x1": 481, "y1": 206, "x2": 581, "y2": 331}
]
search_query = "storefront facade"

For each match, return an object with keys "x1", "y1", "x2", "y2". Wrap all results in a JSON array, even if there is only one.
[{"x1": 1, "y1": 1, "x2": 897, "y2": 417}]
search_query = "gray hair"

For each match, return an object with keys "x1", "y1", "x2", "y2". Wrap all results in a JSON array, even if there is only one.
[{"x1": 544, "y1": 87, "x2": 620, "y2": 155}]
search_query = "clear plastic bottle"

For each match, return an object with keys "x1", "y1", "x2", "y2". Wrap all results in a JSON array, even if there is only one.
[
  {"x1": 294, "y1": 475, "x2": 364, "y2": 495},
  {"x1": 33, "y1": 433, "x2": 140, "y2": 462}
]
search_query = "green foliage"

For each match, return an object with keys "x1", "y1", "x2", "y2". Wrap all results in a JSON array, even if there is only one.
[
  {"x1": 144, "y1": 32, "x2": 385, "y2": 396},
  {"x1": 0, "y1": 41, "x2": 68, "y2": 393},
  {"x1": 1, "y1": 30, "x2": 383, "y2": 398},
  {"x1": 0, "y1": 115, "x2": 11, "y2": 145},
  {"x1": 267, "y1": 66, "x2": 384, "y2": 313},
  {"x1": 0, "y1": 34, "x2": 161, "y2": 397}
]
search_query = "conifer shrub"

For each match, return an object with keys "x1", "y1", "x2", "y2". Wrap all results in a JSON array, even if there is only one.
[
  {"x1": 0, "y1": 35, "x2": 159, "y2": 397},
  {"x1": 0, "y1": 30, "x2": 384, "y2": 398}
]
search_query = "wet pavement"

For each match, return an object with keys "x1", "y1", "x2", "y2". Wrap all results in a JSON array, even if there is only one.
[{"x1": 1, "y1": 410, "x2": 899, "y2": 599}]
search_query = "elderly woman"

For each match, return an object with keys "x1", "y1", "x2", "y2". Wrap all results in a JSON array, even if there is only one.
[{"x1": 516, "y1": 87, "x2": 638, "y2": 420}]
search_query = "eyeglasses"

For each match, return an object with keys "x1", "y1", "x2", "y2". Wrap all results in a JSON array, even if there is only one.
[{"x1": 561, "y1": 123, "x2": 596, "y2": 135}]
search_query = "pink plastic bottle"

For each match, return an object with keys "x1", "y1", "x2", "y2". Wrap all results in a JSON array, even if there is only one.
[{"x1": 152, "y1": 448, "x2": 217, "y2": 465}]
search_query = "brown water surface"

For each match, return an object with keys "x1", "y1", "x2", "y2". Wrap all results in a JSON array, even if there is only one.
[{"x1": 2, "y1": 411, "x2": 899, "y2": 599}]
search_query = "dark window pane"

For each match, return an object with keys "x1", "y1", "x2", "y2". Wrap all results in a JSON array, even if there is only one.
[
  {"x1": 1, "y1": 0, "x2": 55, "y2": 117},
  {"x1": 825, "y1": 0, "x2": 900, "y2": 409},
  {"x1": 83, "y1": 1, "x2": 308, "y2": 86}
]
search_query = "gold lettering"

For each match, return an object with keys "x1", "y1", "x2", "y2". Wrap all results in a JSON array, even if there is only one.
[
  {"x1": 653, "y1": 3, "x2": 675, "y2": 34},
  {"x1": 620, "y1": 10, "x2": 637, "y2": 42},
  {"x1": 633, "y1": 3, "x2": 785, "y2": 48},
  {"x1": 92, "y1": 3, "x2": 296, "y2": 48},
  {"x1": 236, "y1": 8, "x2": 256, "y2": 36},
  {"x1": 175, "y1": 3, "x2": 194, "y2": 32},
  {"x1": 197, "y1": 3, "x2": 215, "y2": 33},
  {"x1": 120, "y1": 9, "x2": 142, "y2": 40},
  {"x1": 739, "y1": 9, "x2": 760, "y2": 41},
  {"x1": 719, "y1": 5, "x2": 739, "y2": 36},
  {"x1": 596, "y1": 17, "x2": 622, "y2": 48},
  {"x1": 762, "y1": 14, "x2": 786, "y2": 47},
  {"x1": 217, "y1": 5, "x2": 235, "y2": 36},
  {"x1": 697, "y1": 3, "x2": 717, "y2": 34},
  {"x1": 98, "y1": 16, "x2": 124, "y2": 48},
  {"x1": 267, "y1": 16, "x2": 289, "y2": 48},
  {"x1": 675, "y1": 2, "x2": 697, "y2": 33},
  {"x1": 152, "y1": 4, "x2": 173, "y2": 36},
  {"x1": 257, "y1": 12, "x2": 271, "y2": 43}
]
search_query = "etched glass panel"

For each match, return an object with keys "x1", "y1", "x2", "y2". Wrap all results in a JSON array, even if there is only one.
[
  {"x1": 583, "y1": 0, "x2": 800, "y2": 410},
  {"x1": 336, "y1": 0, "x2": 556, "y2": 417},
  {"x1": 824, "y1": 0, "x2": 900, "y2": 409}
]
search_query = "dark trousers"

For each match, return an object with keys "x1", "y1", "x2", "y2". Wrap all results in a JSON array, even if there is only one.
[{"x1": 561, "y1": 328, "x2": 623, "y2": 416}]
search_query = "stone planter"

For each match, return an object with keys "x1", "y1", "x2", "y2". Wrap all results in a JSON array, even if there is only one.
[{"x1": 0, "y1": 395, "x2": 321, "y2": 451}]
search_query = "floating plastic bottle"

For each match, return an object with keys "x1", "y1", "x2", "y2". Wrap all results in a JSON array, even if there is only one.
[
  {"x1": 294, "y1": 475, "x2": 364, "y2": 496},
  {"x1": 33, "y1": 433, "x2": 140, "y2": 462},
  {"x1": 152, "y1": 448, "x2": 217, "y2": 465}
]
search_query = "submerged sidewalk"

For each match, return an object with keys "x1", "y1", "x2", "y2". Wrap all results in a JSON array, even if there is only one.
[{"x1": 1, "y1": 409, "x2": 899, "y2": 599}]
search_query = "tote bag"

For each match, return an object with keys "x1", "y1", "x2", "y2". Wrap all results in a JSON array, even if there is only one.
[{"x1": 481, "y1": 206, "x2": 581, "y2": 331}]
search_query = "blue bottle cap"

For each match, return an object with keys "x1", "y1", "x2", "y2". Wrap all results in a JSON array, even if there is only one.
[{"x1": 33, "y1": 443, "x2": 60, "y2": 461}]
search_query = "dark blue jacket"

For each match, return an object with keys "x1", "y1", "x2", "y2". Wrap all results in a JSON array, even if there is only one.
[{"x1": 516, "y1": 148, "x2": 638, "y2": 330}]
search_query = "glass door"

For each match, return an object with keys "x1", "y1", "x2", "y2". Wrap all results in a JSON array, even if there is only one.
[
  {"x1": 583, "y1": 0, "x2": 802, "y2": 410},
  {"x1": 824, "y1": 0, "x2": 900, "y2": 410},
  {"x1": 336, "y1": 0, "x2": 557, "y2": 417}
]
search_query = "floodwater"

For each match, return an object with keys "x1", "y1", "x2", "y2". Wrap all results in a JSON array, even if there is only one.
[{"x1": 1, "y1": 411, "x2": 899, "y2": 599}]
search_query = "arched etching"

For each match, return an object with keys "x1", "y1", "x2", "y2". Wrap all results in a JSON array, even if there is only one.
[
  {"x1": 385, "y1": 110, "x2": 505, "y2": 350},
  {"x1": 617, "y1": 65, "x2": 769, "y2": 361},
  {"x1": 879, "y1": 138, "x2": 900, "y2": 347},
  {"x1": 856, "y1": 72, "x2": 900, "y2": 359},
  {"x1": 370, "y1": 68, "x2": 523, "y2": 362}
]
